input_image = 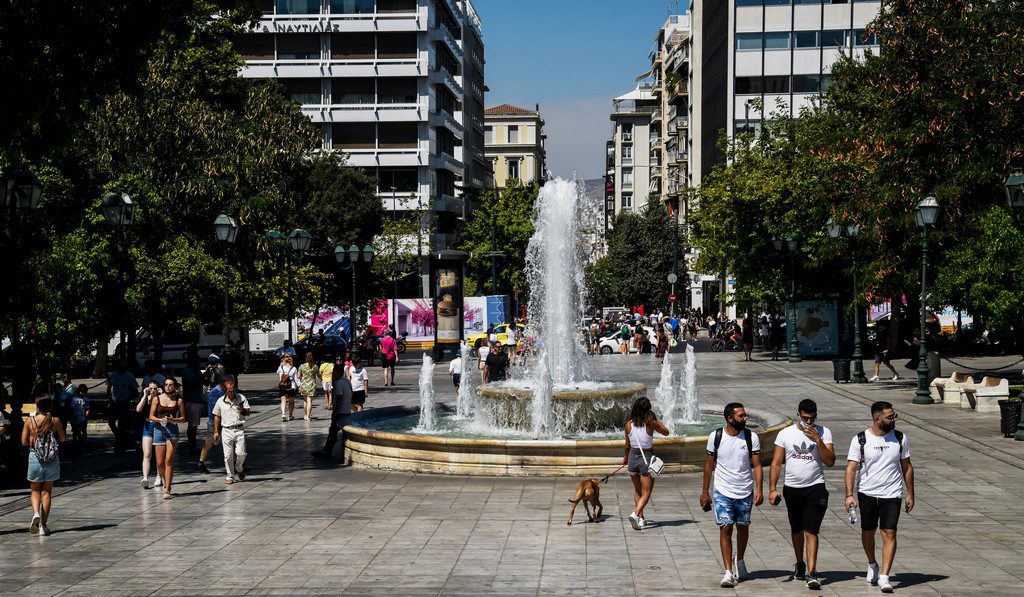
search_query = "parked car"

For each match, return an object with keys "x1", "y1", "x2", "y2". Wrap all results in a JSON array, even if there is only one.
[
  {"x1": 597, "y1": 327, "x2": 657, "y2": 354},
  {"x1": 467, "y1": 323, "x2": 525, "y2": 349}
]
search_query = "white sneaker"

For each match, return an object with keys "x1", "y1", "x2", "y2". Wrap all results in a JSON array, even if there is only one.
[
  {"x1": 140, "y1": 478, "x2": 149, "y2": 489},
  {"x1": 720, "y1": 570, "x2": 737, "y2": 588},
  {"x1": 891, "y1": 374, "x2": 900, "y2": 381},
  {"x1": 153, "y1": 476, "x2": 163, "y2": 488},
  {"x1": 735, "y1": 558, "x2": 748, "y2": 580},
  {"x1": 867, "y1": 563, "x2": 879, "y2": 585},
  {"x1": 281, "y1": 414, "x2": 288, "y2": 421},
  {"x1": 628, "y1": 511, "x2": 641, "y2": 530},
  {"x1": 38, "y1": 525, "x2": 51, "y2": 537},
  {"x1": 878, "y1": 574, "x2": 893, "y2": 593},
  {"x1": 869, "y1": 375, "x2": 880, "y2": 382},
  {"x1": 303, "y1": 416, "x2": 310, "y2": 421},
  {"x1": 30, "y1": 513, "x2": 41, "y2": 534}
]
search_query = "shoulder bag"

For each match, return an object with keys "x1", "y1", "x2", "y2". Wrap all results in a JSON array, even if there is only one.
[{"x1": 632, "y1": 424, "x2": 665, "y2": 477}]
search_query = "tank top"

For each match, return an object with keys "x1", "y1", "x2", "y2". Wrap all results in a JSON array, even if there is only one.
[
  {"x1": 154, "y1": 396, "x2": 179, "y2": 417},
  {"x1": 628, "y1": 421, "x2": 654, "y2": 449}
]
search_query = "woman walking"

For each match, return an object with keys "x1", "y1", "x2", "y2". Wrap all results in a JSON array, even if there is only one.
[
  {"x1": 298, "y1": 352, "x2": 317, "y2": 421},
  {"x1": 136, "y1": 379, "x2": 163, "y2": 489},
  {"x1": 623, "y1": 397, "x2": 669, "y2": 530},
  {"x1": 277, "y1": 355, "x2": 298, "y2": 421},
  {"x1": 656, "y1": 329, "x2": 669, "y2": 363},
  {"x1": 379, "y1": 330, "x2": 398, "y2": 386},
  {"x1": 149, "y1": 377, "x2": 185, "y2": 500},
  {"x1": 23, "y1": 391, "x2": 65, "y2": 536},
  {"x1": 741, "y1": 314, "x2": 755, "y2": 362}
]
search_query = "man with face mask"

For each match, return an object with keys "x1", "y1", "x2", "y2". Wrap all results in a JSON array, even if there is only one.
[
  {"x1": 844, "y1": 401, "x2": 915, "y2": 594},
  {"x1": 700, "y1": 402, "x2": 763, "y2": 588}
]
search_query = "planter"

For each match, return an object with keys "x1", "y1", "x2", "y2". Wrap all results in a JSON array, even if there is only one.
[{"x1": 999, "y1": 400, "x2": 1022, "y2": 438}]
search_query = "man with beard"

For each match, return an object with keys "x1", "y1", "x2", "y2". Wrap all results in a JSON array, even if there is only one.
[
  {"x1": 700, "y1": 402, "x2": 763, "y2": 588},
  {"x1": 845, "y1": 401, "x2": 915, "y2": 594}
]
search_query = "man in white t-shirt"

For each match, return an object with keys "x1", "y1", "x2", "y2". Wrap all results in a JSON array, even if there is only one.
[
  {"x1": 844, "y1": 401, "x2": 915, "y2": 594},
  {"x1": 477, "y1": 343, "x2": 490, "y2": 384},
  {"x1": 448, "y1": 352, "x2": 463, "y2": 393},
  {"x1": 700, "y1": 402, "x2": 763, "y2": 588},
  {"x1": 768, "y1": 399, "x2": 836, "y2": 589}
]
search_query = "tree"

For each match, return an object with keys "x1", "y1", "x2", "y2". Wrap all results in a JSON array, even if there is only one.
[{"x1": 459, "y1": 180, "x2": 537, "y2": 296}]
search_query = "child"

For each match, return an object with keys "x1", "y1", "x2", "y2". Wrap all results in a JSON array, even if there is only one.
[{"x1": 70, "y1": 384, "x2": 90, "y2": 450}]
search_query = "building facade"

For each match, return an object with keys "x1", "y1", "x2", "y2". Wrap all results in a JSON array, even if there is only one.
[
  {"x1": 235, "y1": 0, "x2": 489, "y2": 295},
  {"x1": 605, "y1": 84, "x2": 658, "y2": 228},
  {"x1": 484, "y1": 104, "x2": 547, "y2": 189}
]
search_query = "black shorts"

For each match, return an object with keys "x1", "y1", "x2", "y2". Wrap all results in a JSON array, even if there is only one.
[
  {"x1": 352, "y1": 390, "x2": 366, "y2": 406},
  {"x1": 381, "y1": 356, "x2": 395, "y2": 368},
  {"x1": 874, "y1": 352, "x2": 891, "y2": 365},
  {"x1": 452, "y1": 373, "x2": 461, "y2": 388},
  {"x1": 279, "y1": 387, "x2": 297, "y2": 398},
  {"x1": 783, "y1": 484, "x2": 829, "y2": 535},
  {"x1": 858, "y1": 492, "x2": 901, "y2": 531}
]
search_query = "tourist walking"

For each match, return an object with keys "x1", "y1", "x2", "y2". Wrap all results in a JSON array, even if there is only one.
[
  {"x1": 136, "y1": 379, "x2": 162, "y2": 489},
  {"x1": 69, "y1": 384, "x2": 90, "y2": 451},
  {"x1": 181, "y1": 353, "x2": 205, "y2": 456},
  {"x1": 277, "y1": 355, "x2": 298, "y2": 421},
  {"x1": 275, "y1": 339, "x2": 296, "y2": 363},
  {"x1": 197, "y1": 381, "x2": 224, "y2": 474},
  {"x1": 844, "y1": 401, "x2": 915, "y2": 593},
  {"x1": 298, "y1": 352, "x2": 317, "y2": 421},
  {"x1": 23, "y1": 392, "x2": 65, "y2": 536},
  {"x1": 349, "y1": 357, "x2": 369, "y2": 413},
  {"x1": 759, "y1": 315, "x2": 770, "y2": 351},
  {"x1": 741, "y1": 315, "x2": 755, "y2": 362},
  {"x1": 483, "y1": 342, "x2": 510, "y2": 383},
  {"x1": 56, "y1": 373, "x2": 75, "y2": 437},
  {"x1": 318, "y1": 355, "x2": 335, "y2": 411},
  {"x1": 149, "y1": 377, "x2": 185, "y2": 500},
  {"x1": 701, "y1": 402, "x2": 763, "y2": 588},
  {"x1": 871, "y1": 332, "x2": 899, "y2": 382},
  {"x1": 212, "y1": 375, "x2": 250, "y2": 484},
  {"x1": 768, "y1": 399, "x2": 835, "y2": 589},
  {"x1": 313, "y1": 353, "x2": 353, "y2": 460},
  {"x1": 477, "y1": 341, "x2": 490, "y2": 383},
  {"x1": 619, "y1": 321, "x2": 631, "y2": 354},
  {"x1": 656, "y1": 329, "x2": 669, "y2": 363},
  {"x1": 623, "y1": 397, "x2": 669, "y2": 530},
  {"x1": 448, "y1": 350, "x2": 463, "y2": 394},
  {"x1": 105, "y1": 360, "x2": 138, "y2": 453},
  {"x1": 380, "y1": 330, "x2": 398, "y2": 386}
]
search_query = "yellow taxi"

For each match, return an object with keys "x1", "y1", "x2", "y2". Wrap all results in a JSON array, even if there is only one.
[{"x1": 466, "y1": 323, "x2": 525, "y2": 348}]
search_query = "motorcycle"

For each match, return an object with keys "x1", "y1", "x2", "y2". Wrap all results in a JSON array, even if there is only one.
[{"x1": 396, "y1": 332, "x2": 408, "y2": 354}]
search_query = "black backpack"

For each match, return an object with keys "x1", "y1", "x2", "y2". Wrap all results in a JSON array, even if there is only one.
[
  {"x1": 857, "y1": 429, "x2": 904, "y2": 464},
  {"x1": 711, "y1": 427, "x2": 754, "y2": 465}
]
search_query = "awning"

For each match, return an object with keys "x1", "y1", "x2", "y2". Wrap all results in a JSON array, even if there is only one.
[{"x1": 635, "y1": 67, "x2": 655, "y2": 81}]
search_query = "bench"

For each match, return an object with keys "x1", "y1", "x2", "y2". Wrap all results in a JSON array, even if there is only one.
[
  {"x1": 961, "y1": 376, "x2": 1008, "y2": 413},
  {"x1": 929, "y1": 372, "x2": 973, "y2": 406}
]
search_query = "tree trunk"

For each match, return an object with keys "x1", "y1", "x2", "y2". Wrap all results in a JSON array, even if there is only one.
[
  {"x1": 153, "y1": 326, "x2": 165, "y2": 370},
  {"x1": 92, "y1": 334, "x2": 109, "y2": 379}
]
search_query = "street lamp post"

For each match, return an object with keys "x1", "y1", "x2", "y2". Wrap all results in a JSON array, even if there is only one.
[
  {"x1": 828, "y1": 217, "x2": 867, "y2": 383},
  {"x1": 1004, "y1": 171, "x2": 1024, "y2": 438},
  {"x1": 213, "y1": 214, "x2": 239, "y2": 343},
  {"x1": 335, "y1": 244, "x2": 374, "y2": 341},
  {"x1": 101, "y1": 192, "x2": 136, "y2": 360},
  {"x1": 3, "y1": 171, "x2": 43, "y2": 409},
  {"x1": 773, "y1": 236, "x2": 801, "y2": 363},
  {"x1": 913, "y1": 196, "x2": 940, "y2": 404},
  {"x1": 285, "y1": 229, "x2": 312, "y2": 343}
]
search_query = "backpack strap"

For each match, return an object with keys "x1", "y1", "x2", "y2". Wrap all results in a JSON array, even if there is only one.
[
  {"x1": 857, "y1": 431, "x2": 867, "y2": 465},
  {"x1": 711, "y1": 427, "x2": 723, "y2": 461},
  {"x1": 743, "y1": 428, "x2": 753, "y2": 465},
  {"x1": 893, "y1": 429, "x2": 904, "y2": 453}
]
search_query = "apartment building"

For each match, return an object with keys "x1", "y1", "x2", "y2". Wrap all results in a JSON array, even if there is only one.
[
  {"x1": 484, "y1": 104, "x2": 547, "y2": 189},
  {"x1": 605, "y1": 84, "x2": 658, "y2": 229},
  {"x1": 234, "y1": 0, "x2": 490, "y2": 295}
]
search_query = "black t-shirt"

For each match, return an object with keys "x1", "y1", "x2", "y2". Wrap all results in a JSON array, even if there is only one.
[{"x1": 485, "y1": 351, "x2": 509, "y2": 382}]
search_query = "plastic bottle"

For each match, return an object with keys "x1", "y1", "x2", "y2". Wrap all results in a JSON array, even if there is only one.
[{"x1": 848, "y1": 504, "x2": 858, "y2": 525}]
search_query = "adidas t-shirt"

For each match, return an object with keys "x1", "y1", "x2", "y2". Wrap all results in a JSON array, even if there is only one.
[
  {"x1": 847, "y1": 429, "x2": 910, "y2": 499},
  {"x1": 774, "y1": 423, "x2": 833, "y2": 488},
  {"x1": 707, "y1": 429, "x2": 761, "y2": 499}
]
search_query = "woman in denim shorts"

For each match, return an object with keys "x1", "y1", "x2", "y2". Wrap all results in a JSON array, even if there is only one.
[
  {"x1": 149, "y1": 377, "x2": 186, "y2": 500},
  {"x1": 135, "y1": 380, "x2": 163, "y2": 490}
]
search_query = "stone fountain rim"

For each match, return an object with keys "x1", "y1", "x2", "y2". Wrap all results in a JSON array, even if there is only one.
[
  {"x1": 475, "y1": 380, "x2": 647, "y2": 402},
  {"x1": 344, "y1": 402, "x2": 790, "y2": 447}
]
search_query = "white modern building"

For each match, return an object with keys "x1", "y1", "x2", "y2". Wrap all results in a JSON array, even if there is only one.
[
  {"x1": 605, "y1": 84, "x2": 658, "y2": 228},
  {"x1": 234, "y1": 0, "x2": 490, "y2": 295}
]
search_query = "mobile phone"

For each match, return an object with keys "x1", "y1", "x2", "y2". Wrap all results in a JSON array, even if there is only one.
[
  {"x1": 771, "y1": 493, "x2": 782, "y2": 506},
  {"x1": 702, "y1": 500, "x2": 712, "y2": 512}
]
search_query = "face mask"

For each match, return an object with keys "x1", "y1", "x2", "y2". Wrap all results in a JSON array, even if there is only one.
[
  {"x1": 879, "y1": 420, "x2": 895, "y2": 433},
  {"x1": 729, "y1": 419, "x2": 746, "y2": 432}
]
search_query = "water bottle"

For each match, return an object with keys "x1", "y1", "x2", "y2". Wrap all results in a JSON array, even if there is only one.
[{"x1": 848, "y1": 504, "x2": 858, "y2": 525}]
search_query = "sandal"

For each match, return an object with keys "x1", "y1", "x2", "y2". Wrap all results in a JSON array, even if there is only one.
[{"x1": 163, "y1": 492, "x2": 172, "y2": 500}]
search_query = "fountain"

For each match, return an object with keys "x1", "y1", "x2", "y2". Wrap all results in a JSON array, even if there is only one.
[{"x1": 341, "y1": 179, "x2": 789, "y2": 475}]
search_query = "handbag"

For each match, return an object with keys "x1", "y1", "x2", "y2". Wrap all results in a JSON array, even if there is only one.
[{"x1": 632, "y1": 425, "x2": 665, "y2": 477}]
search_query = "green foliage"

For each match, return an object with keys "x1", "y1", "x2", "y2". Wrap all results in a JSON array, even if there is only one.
[
  {"x1": 586, "y1": 199, "x2": 683, "y2": 308},
  {"x1": 459, "y1": 180, "x2": 538, "y2": 295}
]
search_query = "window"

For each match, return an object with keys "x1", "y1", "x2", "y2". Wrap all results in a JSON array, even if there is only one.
[
  {"x1": 378, "y1": 77, "x2": 417, "y2": 103},
  {"x1": 484, "y1": 126, "x2": 493, "y2": 144},
  {"x1": 377, "y1": 0, "x2": 417, "y2": 12},
  {"x1": 378, "y1": 122, "x2": 418, "y2": 148},
  {"x1": 622, "y1": 123, "x2": 633, "y2": 141},
  {"x1": 792, "y1": 74, "x2": 822, "y2": 93},
  {"x1": 735, "y1": 76, "x2": 759, "y2": 94},
  {"x1": 332, "y1": 123, "x2": 375, "y2": 149},
  {"x1": 331, "y1": 78, "x2": 374, "y2": 104},
  {"x1": 622, "y1": 145, "x2": 633, "y2": 165},
  {"x1": 508, "y1": 158, "x2": 521, "y2": 181},
  {"x1": 378, "y1": 168, "x2": 418, "y2": 193},
  {"x1": 621, "y1": 193, "x2": 633, "y2": 213},
  {"x1": 853, "y1": 29, "x2": 879, "y2": 46},
  {"x1": 736, "y1": 33, "x2": 761, "y2": 51},
  {"x1": 735, "y1": 0, "x2": 762, "y2": 6},
  {"x1": 277, "y1": 34, "x2": 320, "y2": 60},
  {"x1": 331, "y1": 0, "x2": 373, "y2": 14},
  {"x1": 255, "y1": 0, "x2": 275, "y2": 15},
  {"x1": 233, "y1": 34, "x2": 274, "y2": 60},
  {"x1": 764, "y1": 32, "x2": 791, "y2": 50},
  {"x1": 734, "y1": 120, "x2": 763, "y2": 137},
  {"x1": 508, "y1": 126, "x2": 520, "y2": 143},
  {"x1": 277, "y1": 0, "x2": 320, "y2": 15},
  {"x1": 378, "y1": 32, "x2": 417, "y2": 59},
  {"x1": 281, "y1": 79, "x2": 321, "y2": 104},
  {"x1": 820, "y1": 74, "x2": 833, "y2": 92},
  {"x1": 795, "y1": 31, "x2": 819, "y2": 48},
  {"x1": 795, "y1": 0, "x2": 822, "y2": 4},
  {"x1": 331, "y1": 33, "x2": 374, "y2": 59},
  {"x1": 622, "y1": 168, "x2": 633, "y2": 189},
  {"x1": 763, "y1": 75, "x2": 790, "y2": 93},
  {"x1": 764, "y1": 0, "x2": 789, "y2": 4},
  {"x1": 821, "y1": 29, "x2": 848, "y2": 48}
]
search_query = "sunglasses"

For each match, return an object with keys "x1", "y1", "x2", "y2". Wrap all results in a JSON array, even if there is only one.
[{"x1": 879, "y1": 413, "x2": 898, "y2": 421}]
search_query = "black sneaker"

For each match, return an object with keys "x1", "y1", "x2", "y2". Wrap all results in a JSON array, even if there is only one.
[
  {"x1": 805, "y1": 572, "x2": 822, "y2": 589},
  {"x1": 237, "y1": 468, "x2": 246, "y2": 481},
  {"x1": 197, "y1": 461, "x2": 210, "y2": 474},
  {"x1": 794, "y1": 562, "x2": 806, "y2": 581}
]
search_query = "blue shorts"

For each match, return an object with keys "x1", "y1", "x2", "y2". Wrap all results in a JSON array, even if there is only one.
[
  {"x1": 713, "y1": 490, "x2": 753, "y2": 526},
  {"x1": 27, "y1": 450, "x2": 60, "y2": 483},
  {"x1": 142, "y1": 421, "x2": 155, "y2": 439},
  {"x1": 152, "y1": 423, "x2": 180, "y2": 446}
]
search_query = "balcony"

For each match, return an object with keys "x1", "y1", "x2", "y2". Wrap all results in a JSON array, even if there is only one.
[
  {"x1": 431, "y1": 66, "x2": 464, "y2": 96},
  {"x1": 381, "y1": 191, "x2": 423, "y2": 211},
  {"x1": 431, "y1": 152, "x2": 465, "y2": 176},
  {"x1": 303, "y1": 102, "x2": 428, "y2": 123},
  {"x1": 470, "y1": 80, "x2": 484, "y2": 102},
  {"x1": 433, "y1": 193, "x2": 465, "y2": 214},
  {"x1": 241, "y1": 56, "x2": 426, "y2": 79},
  {"x1": 431, "y1": 24, "x2": 463, "y2": 61},
  {"x1": 340, "y1": 146, "x2": 428, "y2": 168},
  {"x1": 651, "y1": 107, "x2": 663, "y2": 123},
  {"x1": 668, "y1": 81, "x2": 689, "y2": 105},
  {"x1": 430, "y1": 110, "x2": 464, "y2": 140}
]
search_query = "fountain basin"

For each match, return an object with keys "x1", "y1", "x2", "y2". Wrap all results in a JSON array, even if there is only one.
[
  {"x1": 342, "y1": 404, "x2": 790, "y2": 476},
  {"x1": 475, "y1": 381, "x2": 647, "y2": 433}
]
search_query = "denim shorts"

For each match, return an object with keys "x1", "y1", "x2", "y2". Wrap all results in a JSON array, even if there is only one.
[
  {"x1": 27, "y1": 450, "x2": 60, "y2": 483},
  {"x1": 152, "y1": 423, "x2": 180, "y2": 446},
  {"x1": 713, "y1": 490, "x2": 753, "y2": 526},
  {"x1": 142, "y1": 421, "x2": 155, "y2": 439}
]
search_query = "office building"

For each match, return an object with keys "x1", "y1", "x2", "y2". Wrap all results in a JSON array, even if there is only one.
[
  {"x1": 605, "y1": 84, "x2": 658, "y2": 228},
  {"x1": 484, "y1": 104, "x2": 547, "y2": 189}
]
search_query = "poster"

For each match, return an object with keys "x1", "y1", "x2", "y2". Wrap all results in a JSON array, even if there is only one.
[
  {"x1": 786, "y1": 300, "x2": 839, "y2": 356},
  {"x1": 463, "y1": 297, "x2": 485, "y2": 334},
  {"x1": 486, "y1": 296, "x2": 508, "y2": 326},
  {"x1": 435, "y1": 267, "x2": 460, "y2": 342}
]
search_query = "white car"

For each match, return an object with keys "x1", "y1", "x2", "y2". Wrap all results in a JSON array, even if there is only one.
[{"x1": 597, "y1": 327, "x2": 657, "y2": 354}]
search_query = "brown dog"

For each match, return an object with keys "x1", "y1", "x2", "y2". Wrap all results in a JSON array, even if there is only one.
[{"x1": 567, "y1": 478, "x2": 603, "y2": 525}]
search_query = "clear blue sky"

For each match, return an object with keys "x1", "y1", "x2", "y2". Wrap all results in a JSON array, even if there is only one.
[{"x1": 473, "y1": 0, "x2": 690, "y2": 180}]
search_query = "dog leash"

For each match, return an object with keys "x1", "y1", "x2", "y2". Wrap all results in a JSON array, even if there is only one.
[{"x1": 601, "y1": 464, "x2": 626, "y2": 483}]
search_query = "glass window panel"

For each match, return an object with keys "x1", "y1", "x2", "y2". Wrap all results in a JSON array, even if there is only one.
[
  {"x1": 764, "y1": 32, "x2": 790, "y2": 50},
  {"x1": 331, "y1": 77, "x2": 374, "y2": 103},
  {"x1": 281, "y1": 78, "x2": 321, "y2": 104},
  {"x1": 853, "y1": 29, "x2": 879, "y2": 46},
  {"x1": 277, "y1": 34, "x2": 320, "y2": 60},
  {"x1": 378, "y1": 168, "x2": 418, "y2": 192},
  {"x1": 277, "y1": 0, "x2": 320, "y2": 15},
  {"x1": 330, "y1": 33, "x2": 374, "y2": 59},
  {"x1": 484, "y1": 126, "x2": 493, "y2": 143},
  {"x1": 736, "y1": 33, "x2": 762, "y2": 51},
  {"x1": 795, "y1": 31, "x2": 819, "y2": 48},
  {"x1": 233, "y1": 34, "x2": 274, "y2": 60},
  {"x1": 820, "y1": 74, "x2": 833, "y2": 92},
  {"x1": 763, "y1": 76, "x2": 790, "y2": 93},
  {"x1": 377, "y1": 0, "x2": 416, "y2": 13},
  {"x1": 330, "y1": 0, "x2": 374, "y2": 14},
  {"x1": 378, "y1": 32, "x2": 417, "y2": 58},
  {"x1": 332, "y1": 123, "x2": 375, "y2": 149},
  {"x1": 735, "y1": 76, "x2": 760, "y2": 94},
  {"x1": 255, "y1": 0, "x2": 275, "y2": 14},
  {"x1": 792, "y1": 74, "x2": 821, "y2": 93},
  {"x1": 821, "y1": 29, "x2": 847, "y2": 48},
  {"x1": 764, "y1": 0, "x2": 789, "y2": 5},
  {"x1": 378, "y1": 122, "x2": 418, "y2": 148},
  {"x1": 735, "y1": 0, "x2": 763, "y2": 6},
  {"x1": 378, "y1": 77, "x2": 417, "y2": 103},
  {"x1": 795, "y1": 0, "x2": 821, "y2": 4}
]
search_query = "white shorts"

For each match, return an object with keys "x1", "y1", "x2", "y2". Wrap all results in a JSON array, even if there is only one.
[{"x1": 322, "y1": 381, "x2": 332, "y2": 394}]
